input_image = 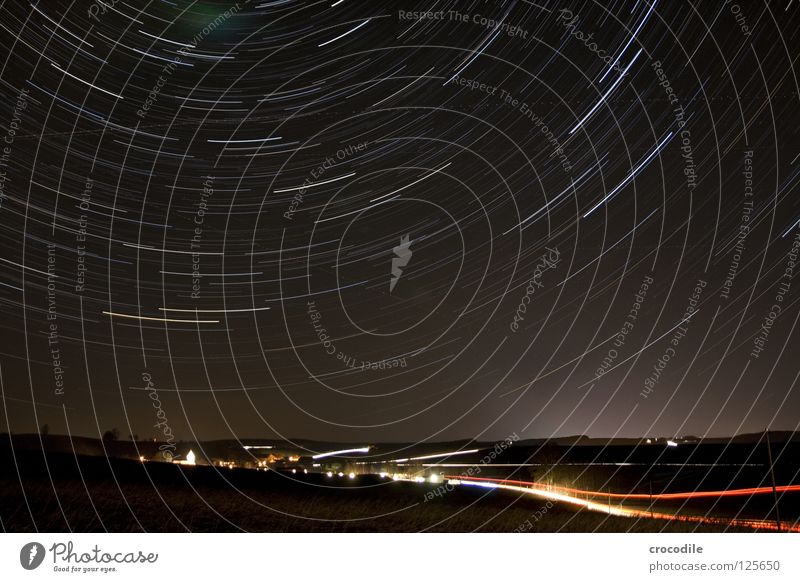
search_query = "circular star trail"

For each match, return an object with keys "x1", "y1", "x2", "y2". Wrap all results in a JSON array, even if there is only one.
[{"x1": 0, "y1": 0, "x2": 799, "y2": 532}]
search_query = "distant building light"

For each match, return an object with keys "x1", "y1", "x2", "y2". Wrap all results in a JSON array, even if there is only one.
[
  {"x1": 176, "y1": 450, "x2": 197, "y2": 466},
  {"x1": 666, "y1": 440, "x2": 678, "y2": 447}
]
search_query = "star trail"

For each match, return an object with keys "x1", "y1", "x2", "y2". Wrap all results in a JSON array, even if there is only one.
[{"x1": 0, "y1": 0, "x2": 798, "y2": 450}]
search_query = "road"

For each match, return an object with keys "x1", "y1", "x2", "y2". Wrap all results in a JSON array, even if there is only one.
[{"x1": 445, "y1": 474, "x2": 800, "y2": 532}]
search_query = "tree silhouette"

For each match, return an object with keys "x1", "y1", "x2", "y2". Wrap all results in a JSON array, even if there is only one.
[{"x1": 102, "y1": 428, "x2": 120, "y2": 442}]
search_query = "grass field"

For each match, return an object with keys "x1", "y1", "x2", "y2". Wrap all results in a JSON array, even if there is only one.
[{"x1": 0, "y1": 446, "x2": 747, "y2": 532}]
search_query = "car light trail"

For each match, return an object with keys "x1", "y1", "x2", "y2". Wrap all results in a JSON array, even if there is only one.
[
  {"x1": 312, "y1": 446, "x2": 370, "y2": 459},
  {"x1": 446, "y1": 475, "x2": 800, "y2": 532},
  {"x1": 443, "y1": 474, "x2": 800, "y2": 501},
  {"x1": 389, "y1": 448, "x2": 481, "y2": 463}
]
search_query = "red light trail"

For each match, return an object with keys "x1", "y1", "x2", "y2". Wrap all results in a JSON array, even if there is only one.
[{"x1": 445, "y1": 475, "x2": 800, "y2": 532}]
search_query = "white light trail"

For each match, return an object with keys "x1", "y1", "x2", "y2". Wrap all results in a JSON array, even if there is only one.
[
  {"x1": 159, "y1": 307, "x2": 271, "y2": 313},
  {"x1": 312, "y1": 446, "x2": 370, "y2": 459},
  {"x1": 102, "y1": 311, "x2": 218, "y2": 324},
  {"x1": 583, "y1": 131, "x2": 673, "y2": 217},
  {"x1": 318, "y1": 20, "x2": 370, "y2": 47},
  {"x1": 138, "y1": 30, "x2": 195, "y2": 48},
  {"x1": 370, "y1": 162, "x2": 451, "y2": 203},
  {"x1": 208, "y1": 137, "x2": 282, "y2": 143},
  {"x1": 123, "y1": 243, "x2": 224, "y2": 255},
  {"x1": 598, "y1": 0, "x2": 658, "y2": 83},
  {"x1": 568, "y1": 49, "x2": 642, "y2": 135},
  {"x1": 391, "y1": 448, "x2": 481, "y2": 463},
  {"x1": 51, "y1": 63, "x2": 124, "y2": 100},
  {"x1": 274, "y1": 172, "x2": 355, "y2": 193}
]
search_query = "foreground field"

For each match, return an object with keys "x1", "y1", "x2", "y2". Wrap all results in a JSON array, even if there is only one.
[{"x1": 0, "y1": 446, "x2": 747, "y2": 532}]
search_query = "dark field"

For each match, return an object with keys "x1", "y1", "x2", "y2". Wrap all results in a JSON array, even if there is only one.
[{"x1": 0, "y1": 445, "x2": 751, "y2": 533}]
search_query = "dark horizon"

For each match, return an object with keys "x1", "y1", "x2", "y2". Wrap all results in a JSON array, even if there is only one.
[{"x1": 6, "y1": 428, "x2": 800, "y2": 446}]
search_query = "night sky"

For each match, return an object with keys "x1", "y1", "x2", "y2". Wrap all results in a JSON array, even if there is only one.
[{"x1": 0, "y1": 1, "x2": 798, "y2": 444}]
